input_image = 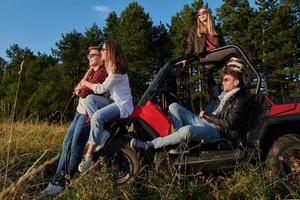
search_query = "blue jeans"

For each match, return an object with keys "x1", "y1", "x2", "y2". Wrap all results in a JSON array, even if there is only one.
[
  {"x1": 206, "y1": 84, "x2": 221, "y2": 113},
  {"x1": 84, "y1": 94, "x2": 111, "y2": 119},
  {"x1": 205, "y1": 98, "x2": 219, "y2": 113},
  {"x1": 88, "y1": 103, "x2": 120, "y2": 145},
  {"x1": 53, "y1": 112, "x2": 90, "y2": 183},
  {"x1": 151, "y1": 103, "x2": 220, "y2": 149}
]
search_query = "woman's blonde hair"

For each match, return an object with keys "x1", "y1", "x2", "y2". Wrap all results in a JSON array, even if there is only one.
[
  {"x1": 196, "y1": 7, "x2": 217, "y2": 37},
  {"x1": 103, "y1": 40, "x2": 127, "y2": 74}
]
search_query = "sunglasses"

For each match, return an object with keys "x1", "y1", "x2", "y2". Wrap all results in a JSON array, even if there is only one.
[
  {"x1": 222, "y1": 77, "x2": 236, "y2": 82},
  {"x1": 87, "y1": 53, "x2": 100, "y2": 59},
  {"x1": 197, "y1": 10, "x2": 208, "y2": 16}
]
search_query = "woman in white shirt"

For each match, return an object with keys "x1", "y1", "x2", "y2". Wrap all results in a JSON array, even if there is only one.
[{"x1": 78, "y1": 40, "x2": 133, "y2": 172}]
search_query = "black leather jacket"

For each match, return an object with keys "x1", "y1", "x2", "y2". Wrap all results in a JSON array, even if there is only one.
[
  {"x1": 185, "y1": 25, "x2": 225, "y2": 55},
  {"x1": 202, "y1": 88, "x2": 249, "y2": 139}
]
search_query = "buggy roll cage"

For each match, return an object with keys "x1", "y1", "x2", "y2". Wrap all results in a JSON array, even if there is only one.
[{"x1": 138, "y1": 44, "x2": 261, "y2": 107}]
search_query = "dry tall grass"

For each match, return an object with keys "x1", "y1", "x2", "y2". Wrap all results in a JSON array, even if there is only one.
[
  {"x1": 0, "y1": 122, "x2": 299, "y2": 200},
  {"x1": 0, "y1": 121, "x2": 66, "y2": 199}
]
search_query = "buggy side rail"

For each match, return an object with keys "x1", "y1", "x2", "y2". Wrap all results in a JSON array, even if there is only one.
[
  {"x1": 138, "y1": 54, "x2": 198, "y2": 106},
  {"x1": 199, "y1": 44, "x2": 261, "y2": 94},
  {"x1": 138, "y1": 44, "x2": 261, "y2": 106}
]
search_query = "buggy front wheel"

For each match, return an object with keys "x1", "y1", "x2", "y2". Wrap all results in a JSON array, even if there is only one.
[
  {"x1": 266, "y1": 133, "x2": 300, "y2": 186},
  {"x1": 105, "y1": 143, "x2": 141, "y2": 185}
]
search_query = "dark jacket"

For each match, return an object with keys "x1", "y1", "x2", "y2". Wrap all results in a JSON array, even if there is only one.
[
  {"x1": 202, "y1": 88, "x2": 249, "y2": 140},
  {"x1": 185, "y1": 25, "x2": 225, "y2": 55}
]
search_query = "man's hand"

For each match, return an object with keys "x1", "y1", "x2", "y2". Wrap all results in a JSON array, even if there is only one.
[
  {"x1": 176, "y1": 60, "x2": 187, "y2": 67},
  {"x1": 199, "y1": 110, "x2": 205, "y2": 118},
  {"x1": 74, "y1": 84, "x2": 82, "y2": 96}
]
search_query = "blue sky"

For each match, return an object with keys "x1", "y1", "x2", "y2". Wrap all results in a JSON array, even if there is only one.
[{"x1": 0, "y1": 0, "x2": 255, "y2": 61}]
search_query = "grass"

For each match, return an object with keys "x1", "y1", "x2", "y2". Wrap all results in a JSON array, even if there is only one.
[
  {"x1": 0, "y1": 121, "x2": 64, "y2": 199},
  {"x1": 0, "y1": 121, "x2": 299, "y2": 200}
]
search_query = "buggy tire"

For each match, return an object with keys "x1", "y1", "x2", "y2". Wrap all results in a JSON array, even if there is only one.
[
  {"x1": 105, "y1": 138, "x2": 141, "y2": 185},
  {"x1": 266, "y1": 134, "x2": 300, "y2": 184}
]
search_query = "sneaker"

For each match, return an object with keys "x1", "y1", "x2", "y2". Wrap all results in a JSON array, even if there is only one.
[
  {"x1": 130, "y1": 138, "x2": 153, "y2": 150},
  {"x1": 94, "y1": 130, "x2": 110, "y2": 152},
  {"x1": 78, "y1": 155, "x2": 92, "y2": 173},
  {"x1": 169, "y1": 145, "x2": 190, "y2": 155},
  {"x1": 42, "y1": 182, "x2": 64, "y2": 195}
]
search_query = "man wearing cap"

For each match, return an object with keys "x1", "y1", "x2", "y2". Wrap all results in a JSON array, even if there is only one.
[{"x1": 130, "y1": 57, "x2": 249, "y2": 152}]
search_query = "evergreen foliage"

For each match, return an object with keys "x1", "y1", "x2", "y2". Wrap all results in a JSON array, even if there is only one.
[
  {"x1": 0, "y1": 0, "x2": 299, "y2": 121},
  {"x1": 152, "y1": 23, "x2": 174, "y2": 74},
  {"x1": 218, "y1": 0, "x2": 299, "y2": 96},
  {"x1": 118, "y1": 2, "x2": 154, "y2": 101},
  {"x1": 103, "y1": 11, "x2": 120, "y2": 41}
]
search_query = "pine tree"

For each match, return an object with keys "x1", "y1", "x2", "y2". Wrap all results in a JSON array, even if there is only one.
[
  {"x1": 0, "y1": 57, "x2": 7, "y2": 76},
  {"x1": 52, "y1": 29, "x2": 84, "y2": 98},
  {"x1": 118, "y1": 2, "x2": 154, "y2": 101},
  {"x1": 52, "y1": 30, "x2": 82, "y2": 62},
  {"x1": 217, "y1": 0, "x2": 256, "y2": 59},
  {"x1": 255, "y1": 0, "x2": 298, "y2": 95},
  {"x1": 103, "y1": 12, "x2": 120, "y2": 41},
  {"x1": 218, "y1": 0, "x2": 299, "y2": 96},
  {"x1": 152, "y1": 23, "x2": 173, "y2": 70},
  {"x1": 31, "y1": 63, "x2": 73, "y2": 121},
  {"x1": 5, "y1": 44, "x2": 35, "y2": 69},
  {"x1": 0, "y1": 44, "x2": 36, "y2": 119},
  {"x1": 0, "y1": 44, "x2": 60, "y2": 120},
  {"x1": 80, "y1": 24, "x2": 104, "y2": 67}
]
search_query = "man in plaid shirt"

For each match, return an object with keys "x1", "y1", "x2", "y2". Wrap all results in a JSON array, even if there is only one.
[{"x1": 43, "y1": 45, "x2": 109, "y2": 195}]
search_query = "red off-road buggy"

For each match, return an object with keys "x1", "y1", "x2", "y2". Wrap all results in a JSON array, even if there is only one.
[{"x1": 100, "y1": 45, "x2": 300, "y2": 185}]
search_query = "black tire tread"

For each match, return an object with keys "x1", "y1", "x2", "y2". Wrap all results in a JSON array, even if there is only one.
[
  {"x1": 266, "y1": 133, "x2": 300, "y2": 175},
  {"x1": 105, "y1": 138, "x2": 141, "y2": 185}
]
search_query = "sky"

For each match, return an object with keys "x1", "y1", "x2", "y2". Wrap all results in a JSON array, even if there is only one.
[{"x1": 0, "y1": 0, "x2": 255, "y2": 61}]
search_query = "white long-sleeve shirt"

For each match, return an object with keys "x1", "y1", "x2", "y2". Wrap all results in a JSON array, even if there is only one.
[
  {"x1": 92, "y1": 71, "x2": 133, "y2": 118},
  {"x1": 76, "y1": 97, "x2": 86, "y2": 114}
]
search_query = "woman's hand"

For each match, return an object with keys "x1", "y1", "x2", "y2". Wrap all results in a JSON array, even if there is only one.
[
  {"x1": 80, "y1": 79, "x2": 87, "y2": 86},
  {"x1": 176, "y1": 59, "x2": 187, "y2": 67},
  {"x1": 80, "y1": 79, "x2": 93, "y2": 89}
]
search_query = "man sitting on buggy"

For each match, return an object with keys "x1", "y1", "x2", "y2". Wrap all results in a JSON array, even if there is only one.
[{"x1": 130, "y1": 57, "x2": 249, "y2": 152}]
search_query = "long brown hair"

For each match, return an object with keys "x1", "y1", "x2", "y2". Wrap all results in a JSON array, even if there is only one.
[
  {"x1": 103, "y1": 40, "x2": 127, "y2": 74},
  {"x1": 196, "y1": 7, "x2": 217, "y2": 37}
]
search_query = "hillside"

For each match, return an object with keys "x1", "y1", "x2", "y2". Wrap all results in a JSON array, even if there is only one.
[{"x1": 0, "y1": 122, "x2": 299, "y2": 199}]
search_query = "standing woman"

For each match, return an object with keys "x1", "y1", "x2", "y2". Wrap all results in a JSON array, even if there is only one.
[
  {"x1": 183, "y1": 7, "x2": 225, "y2": 112},
  {"x1": 78, "y1": 40, "x2": 133, "y2": 172},
  {"x1": 185, "y1": 7, "x2": 224, "y2": 56}
]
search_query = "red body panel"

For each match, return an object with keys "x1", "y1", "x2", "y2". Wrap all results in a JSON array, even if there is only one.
[
  {"x1": 130, "y1": 101, "x2": 171, "y2": 137},
  {"x1": 267, "y1": 103, "x2": 300, "y2": 117}
]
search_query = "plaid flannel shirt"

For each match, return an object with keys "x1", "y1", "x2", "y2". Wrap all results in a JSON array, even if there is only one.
[{"x1": 77, "y1": 65, "x2": 108, "y2": 98}]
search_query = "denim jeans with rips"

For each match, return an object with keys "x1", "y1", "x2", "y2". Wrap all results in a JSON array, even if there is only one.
[{"x1": 151, "y1": 103, "x2": 220, "y2": 149}]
